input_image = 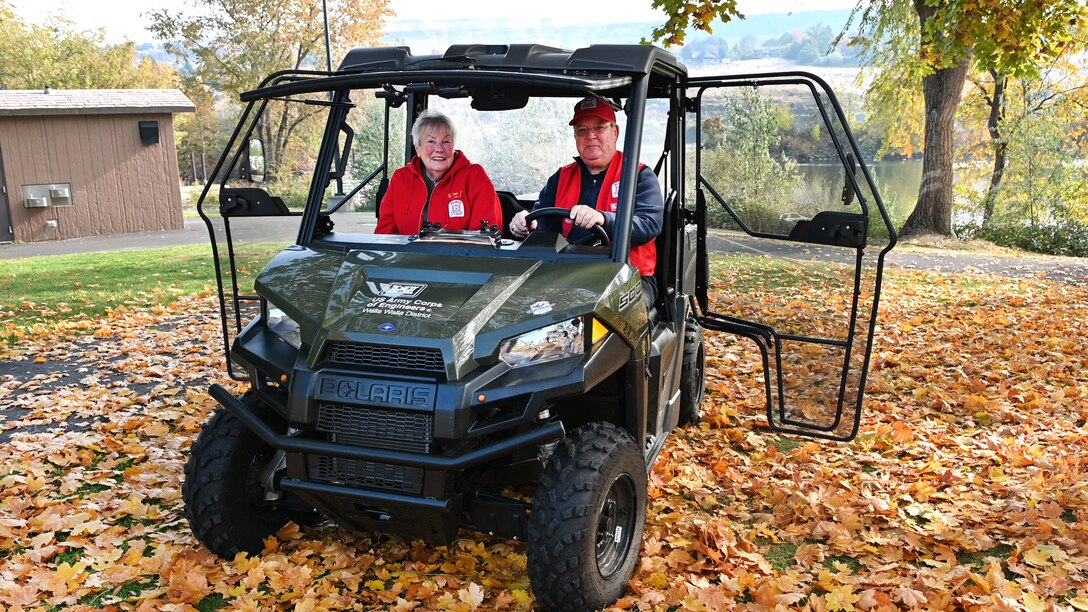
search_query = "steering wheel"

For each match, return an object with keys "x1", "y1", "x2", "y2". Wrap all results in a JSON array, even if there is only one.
[{"x1": 524, "y1": 207, "x2": 610, "y2": 247}]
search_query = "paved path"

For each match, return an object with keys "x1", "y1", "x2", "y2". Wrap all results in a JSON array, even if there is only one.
[
  {"x1": 0, "y1": 214, "x2": 377, "y2": 259},
  {"x1": 706, "y1": 231, "x2": 1088, "y2": 286},
  {"x1": 3, "y1": 219, "x2": 1086, "y2": 285}
]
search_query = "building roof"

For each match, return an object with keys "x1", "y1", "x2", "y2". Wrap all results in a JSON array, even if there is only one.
[{"x1": 0, "y1": 89, "x2": 196, "y2": 116}]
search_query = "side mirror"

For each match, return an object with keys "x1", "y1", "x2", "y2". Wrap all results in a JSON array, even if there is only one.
[{"x1": 248, "y1": 138, "x2": 266, "y2": 183}]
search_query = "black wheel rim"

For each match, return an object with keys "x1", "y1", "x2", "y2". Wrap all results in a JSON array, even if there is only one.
[
  {"x1": 244, "y1": 451, "x2": 277, "y2": 511},
  {"x1": 595, "y1": 472, "x2": 637, "y2": 579}
]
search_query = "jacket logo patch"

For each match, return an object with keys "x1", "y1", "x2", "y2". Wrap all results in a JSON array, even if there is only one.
[
  {"x1": 448, "y1": 199, "x2": 465, "y2": 218},
  {"x1": 611, "y1": 181, "x2": 620, "y2": 198}
]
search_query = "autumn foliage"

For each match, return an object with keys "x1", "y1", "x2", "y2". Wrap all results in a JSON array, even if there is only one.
[{"x1": 2, "y1": 265, "x2": 1087, "y2": 610}]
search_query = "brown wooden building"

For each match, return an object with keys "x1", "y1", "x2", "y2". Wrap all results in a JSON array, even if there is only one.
[{"x1": 0, "y1": 89, "x2": 195, "y2": 243}]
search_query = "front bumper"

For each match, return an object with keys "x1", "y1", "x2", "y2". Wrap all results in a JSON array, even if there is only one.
[
  {"x1": 210, "y1": 383, "x2": 564, "y2": 472},
  {"x1": 211, "y1": 383, "x2": 566, "y2": 542}
]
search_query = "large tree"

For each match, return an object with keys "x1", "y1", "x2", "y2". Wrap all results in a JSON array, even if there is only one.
[
  {"x1": 844, "y1": 0, "x2": 1087, "y2": 237},
  {"x1": 0, "y1": 2, "x2": 178, "y2": 90},
  {"x1": 650, "y1": 0, "x2": 1086, "y2": 238},
  {"x1": 148, "y1": 0, "x2": 392, "y2": 180}
]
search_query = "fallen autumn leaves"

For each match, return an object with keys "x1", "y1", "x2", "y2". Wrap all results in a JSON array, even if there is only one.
[{"x1": 1, "y1": 267, "x2": 1087, "y2": 611}]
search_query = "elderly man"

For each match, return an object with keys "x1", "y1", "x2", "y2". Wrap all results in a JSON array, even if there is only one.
[{"x1": 510, "y1": 96, "x2": 664, "y2": 307}]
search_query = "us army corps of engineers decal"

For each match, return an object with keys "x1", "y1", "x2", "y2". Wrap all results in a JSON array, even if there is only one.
[{"x1": 357, "y1": 281, "x2": 468, "y2": 320}]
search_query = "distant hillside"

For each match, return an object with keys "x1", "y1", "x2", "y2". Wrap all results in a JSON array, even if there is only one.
[
  {"x1": 138, "y1": 9, "x2": 860, "y2": 73},
  {"x1": 136, "y1": 42, "x2": 176, "y2": 66},
  {"x1": 382, "y1": 19, "x2": 657, "y2": 51},
  {"x1": 694, "y1": 8, "x2": 854, "y2": 43},
  {"x1": 382, "y1": 9, "x2": 856, "y2": 52}
]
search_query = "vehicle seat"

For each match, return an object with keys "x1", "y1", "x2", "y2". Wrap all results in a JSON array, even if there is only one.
[
  {"x1": 374, "y1": 177, "x2": 389, "y2": 219},
  {"x1": 497, "y1": 191, "x2": 530, "y2": 239},
  {"x1": 650, "y1": 189, "x2": 679, "y2": 322}
]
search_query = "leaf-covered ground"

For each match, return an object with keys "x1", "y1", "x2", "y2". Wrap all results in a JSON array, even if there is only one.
[{"x1": 1, "y1": 267, "x2": 1087, "y2": 611}]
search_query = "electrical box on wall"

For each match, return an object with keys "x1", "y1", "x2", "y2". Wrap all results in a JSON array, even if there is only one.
[
  {"x1": 23, "y1": 183, "x2": 73, "y2": 207},
  {"x1": 139, "y1": 121, "x2": 160, "y2": 145},
  {"x1": 49, "y1": 185, "x2": 71, "y2": 205}
]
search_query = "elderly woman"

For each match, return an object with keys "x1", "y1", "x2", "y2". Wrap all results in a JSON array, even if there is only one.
[{"x1": 376, "y1": 109, "x2": 501, "y2": 235}]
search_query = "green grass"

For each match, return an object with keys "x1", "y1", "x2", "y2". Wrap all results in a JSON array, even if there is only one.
[
  {"x1": 765, "y1": 542, "x2": 798, "y2": 571},
  {"x1": 0, "y1": 243, "x2": 285, "y2": 344},
  {"x1": 53, "y1": 548, "x2": 84, "y2": 565},
  {"x1": 709, "y1": 254, "x2": 848, "y2": 293},
  {"x1": 769, "y1": 436, "x2": 802, "y2": 453},
  {"x1": 75, "y1": 578, "x2": 160, "y2": 608},
  {"x1": 823, "y1": 554, "x2": 864, "y2": 573},
  {"x1": 71, "y1": 482, "x2": 112, "y2": 498},
  {"x1": 956, "y1": 543, "x2": 1016, "y2": 568},
  {"x1": 196, "y1": 593, "x2": 231, "y2": 611}
]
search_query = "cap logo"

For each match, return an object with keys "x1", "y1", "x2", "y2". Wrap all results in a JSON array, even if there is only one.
[{"x1": 579, "y1": 99, "x2": 598, "y2": 110}]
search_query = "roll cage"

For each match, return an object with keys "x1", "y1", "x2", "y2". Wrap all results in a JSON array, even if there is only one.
[{"x1": 196, "y1": 44, "x2": 896, "y2": 442}]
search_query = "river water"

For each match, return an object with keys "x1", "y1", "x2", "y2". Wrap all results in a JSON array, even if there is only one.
[{"x1": 799, "y1": 159, "x2": 923, "y2": 225}]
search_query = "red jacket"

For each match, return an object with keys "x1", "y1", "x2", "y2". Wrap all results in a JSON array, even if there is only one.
[
  {"x1": 376, "y1": 151, "x2": 501, "y2": 234},
  {"x1": 555, "y1": 152, "x2": 656, "y2": 276}
]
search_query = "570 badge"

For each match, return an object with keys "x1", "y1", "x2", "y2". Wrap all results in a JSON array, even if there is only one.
[{"x1": 315, "y1": 375, "x2": 436, "y2": 409}]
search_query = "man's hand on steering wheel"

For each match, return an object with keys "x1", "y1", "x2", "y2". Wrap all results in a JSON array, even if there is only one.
[
  {"x1": 567, "y1": 205, "x2": 606, "y2": 231},
  {"x1": 509, "y1": 210, "x2": 535, "y2": 238},
  {"x1": 518, "y1": 207, "x2": 610, "y2": 246}
]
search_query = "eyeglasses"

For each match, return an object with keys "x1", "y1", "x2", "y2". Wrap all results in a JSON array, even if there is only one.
[{"x1": 573, "y1": 123, "x2": 615, "y2": 139}]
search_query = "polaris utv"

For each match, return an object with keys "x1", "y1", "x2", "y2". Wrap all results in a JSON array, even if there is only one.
[{"x1": 189, "y1": 44, "x2": 896, "y2": 611}]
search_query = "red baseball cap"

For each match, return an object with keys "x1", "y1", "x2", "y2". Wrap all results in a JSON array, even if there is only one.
[{"x1": 569, "y1": 97, "x2": 617, "y2": 126}]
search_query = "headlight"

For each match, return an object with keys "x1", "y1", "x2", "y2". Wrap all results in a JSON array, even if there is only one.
[
  {"x1": 499, "y1": 318, "x2": 584, "y2": 368},
  {"x1": 266, "y1": 305, "x2": 302, "y2": 349}
]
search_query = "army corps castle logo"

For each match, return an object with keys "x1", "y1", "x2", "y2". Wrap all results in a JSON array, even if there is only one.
[{"x1": 367, "y1": 282, "x2": 427, "y2": 298}]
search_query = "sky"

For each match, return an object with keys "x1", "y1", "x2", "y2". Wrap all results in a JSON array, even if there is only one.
[{"x1": 7, "y1": 0, "x2": 858, "y2": 44}]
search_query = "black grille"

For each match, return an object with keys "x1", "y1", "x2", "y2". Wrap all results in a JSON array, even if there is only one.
[
  {"x1": 317, "y1": 403, "x2": 432, "y2": 453},
  {"x1": 311, "y1": 456, "x2": 422, "y2": 494},
  {"x1": 327, "y1": 342, "x2": 444, "y2": 372}
]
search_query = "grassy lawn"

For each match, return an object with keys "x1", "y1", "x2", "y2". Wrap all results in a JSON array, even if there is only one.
[{"x1": 0, "y1": 243, "x2": 285, "y2": 345}]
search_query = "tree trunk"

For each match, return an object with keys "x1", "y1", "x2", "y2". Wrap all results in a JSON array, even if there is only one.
[
  {"x1": 981, "y1": 70, "x2": 1007, "y2": 228},
  {"x1": 900, "y1": 0, "x2": 971, "y2": 238}
]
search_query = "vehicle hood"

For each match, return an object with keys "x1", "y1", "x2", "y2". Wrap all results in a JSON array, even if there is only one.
[{"x1": 255, "y1": 246, "x2": 637, "y2": 378}]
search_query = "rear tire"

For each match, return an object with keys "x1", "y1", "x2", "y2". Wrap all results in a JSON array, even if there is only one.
[
  {"x1": 527, "y1": 422, "x2": 647, "y2": 612},
  {"x1": 678, "y1": 321, "x2": 706, "y2": 426},
  {"x1": 183, "y1": 398, "x2": 307, "y2": 558}
]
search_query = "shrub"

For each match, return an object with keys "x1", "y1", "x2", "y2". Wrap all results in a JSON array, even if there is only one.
[{"x1": 957, "y1": 221, "x2": 1088, "y2": 257}]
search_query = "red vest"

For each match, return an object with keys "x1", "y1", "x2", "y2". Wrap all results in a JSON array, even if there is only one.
[{"x1": 555, "y1": 152, "x2": 656, "y2": 276}]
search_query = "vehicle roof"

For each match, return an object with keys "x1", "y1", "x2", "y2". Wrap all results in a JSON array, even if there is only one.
[
  {"x1": 241, "y1": 44, "x2": 686, "y2": 102},
  {"x1": 339, "y1": 44, "x2": 686, "y2": 80}
]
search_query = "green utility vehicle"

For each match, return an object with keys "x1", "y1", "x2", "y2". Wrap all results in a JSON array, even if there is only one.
[{"x1": 189, "y1": 44, "x2": 896, "y2": 611}]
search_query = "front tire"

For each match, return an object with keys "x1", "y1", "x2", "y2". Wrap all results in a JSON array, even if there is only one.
[
  {"x1": 527, "y1": 422, "x2": 648, "y2": 612},
  {"x1": 183, "y1": 400, "x2": 303, "y2": 558}
]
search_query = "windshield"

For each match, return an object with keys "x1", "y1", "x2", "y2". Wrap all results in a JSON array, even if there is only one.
[{"x1": 215, "y1": 80, "x2": 668, "y2": 259}]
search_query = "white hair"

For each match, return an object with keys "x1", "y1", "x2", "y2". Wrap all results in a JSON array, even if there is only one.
[{"x1": 411, "y1": 108, "x2": 456, "y2": 147}]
